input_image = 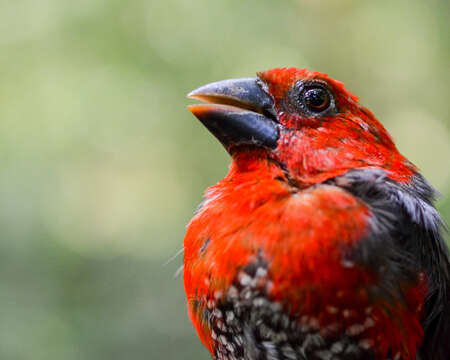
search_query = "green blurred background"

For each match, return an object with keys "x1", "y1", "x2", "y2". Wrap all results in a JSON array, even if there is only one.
[{"x1": 0, "y1": 0, "x2": 448, "y2": 359}]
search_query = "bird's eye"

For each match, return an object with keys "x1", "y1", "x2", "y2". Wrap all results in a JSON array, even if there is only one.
[{"x1": 301, "y1": 86, "x2": 331, "y2": 113}]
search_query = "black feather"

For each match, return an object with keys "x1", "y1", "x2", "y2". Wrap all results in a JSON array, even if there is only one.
[{"x1": 331, "y1": 169, "x2": 450, "y2": 360}]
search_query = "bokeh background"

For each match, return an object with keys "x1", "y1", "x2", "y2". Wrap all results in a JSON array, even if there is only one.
[{"x1": 0, "y1": 0, "x2": 448, "y2": 359}]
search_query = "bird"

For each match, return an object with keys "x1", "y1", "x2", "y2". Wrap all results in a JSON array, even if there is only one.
[{"x1": 183, "y1": 67, "x2": 450, "y2": 360}]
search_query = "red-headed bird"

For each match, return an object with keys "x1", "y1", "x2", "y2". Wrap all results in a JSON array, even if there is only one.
[{"x1": 184, "y1": 68, "x2": 450, "y2": 360}]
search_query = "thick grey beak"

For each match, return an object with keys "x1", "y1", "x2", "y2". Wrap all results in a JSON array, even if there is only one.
[{"x1": 187, "y1": 78, "x2": 278, "y2": 152}]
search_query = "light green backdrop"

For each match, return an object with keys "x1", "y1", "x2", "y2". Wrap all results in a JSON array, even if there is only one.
[{"x1": 0, "y1": 1, "x2": 448, "y2": 359}]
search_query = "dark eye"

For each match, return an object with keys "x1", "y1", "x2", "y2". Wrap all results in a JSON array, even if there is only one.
[{"x1": 302, "y1": 86, "x2": 331, "y2": 113}]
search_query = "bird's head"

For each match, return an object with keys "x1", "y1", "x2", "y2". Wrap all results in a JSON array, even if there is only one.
[{"x1": 188, "y1": 67, "x2": 415, "y2": 187}]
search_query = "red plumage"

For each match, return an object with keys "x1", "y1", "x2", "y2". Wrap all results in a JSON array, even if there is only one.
[{"x1": 184, "y1": 68, "x2": 449, "y2": 360}]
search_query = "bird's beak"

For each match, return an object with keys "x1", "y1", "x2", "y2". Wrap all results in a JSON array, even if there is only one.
[{"x1": 187, "y1": 78, "x2": 279, "y2": 153}]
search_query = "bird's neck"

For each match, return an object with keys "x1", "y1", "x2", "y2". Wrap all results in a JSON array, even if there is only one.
[{"x1": 273, "y1": 129, "x2": 416, "y2": 186}]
